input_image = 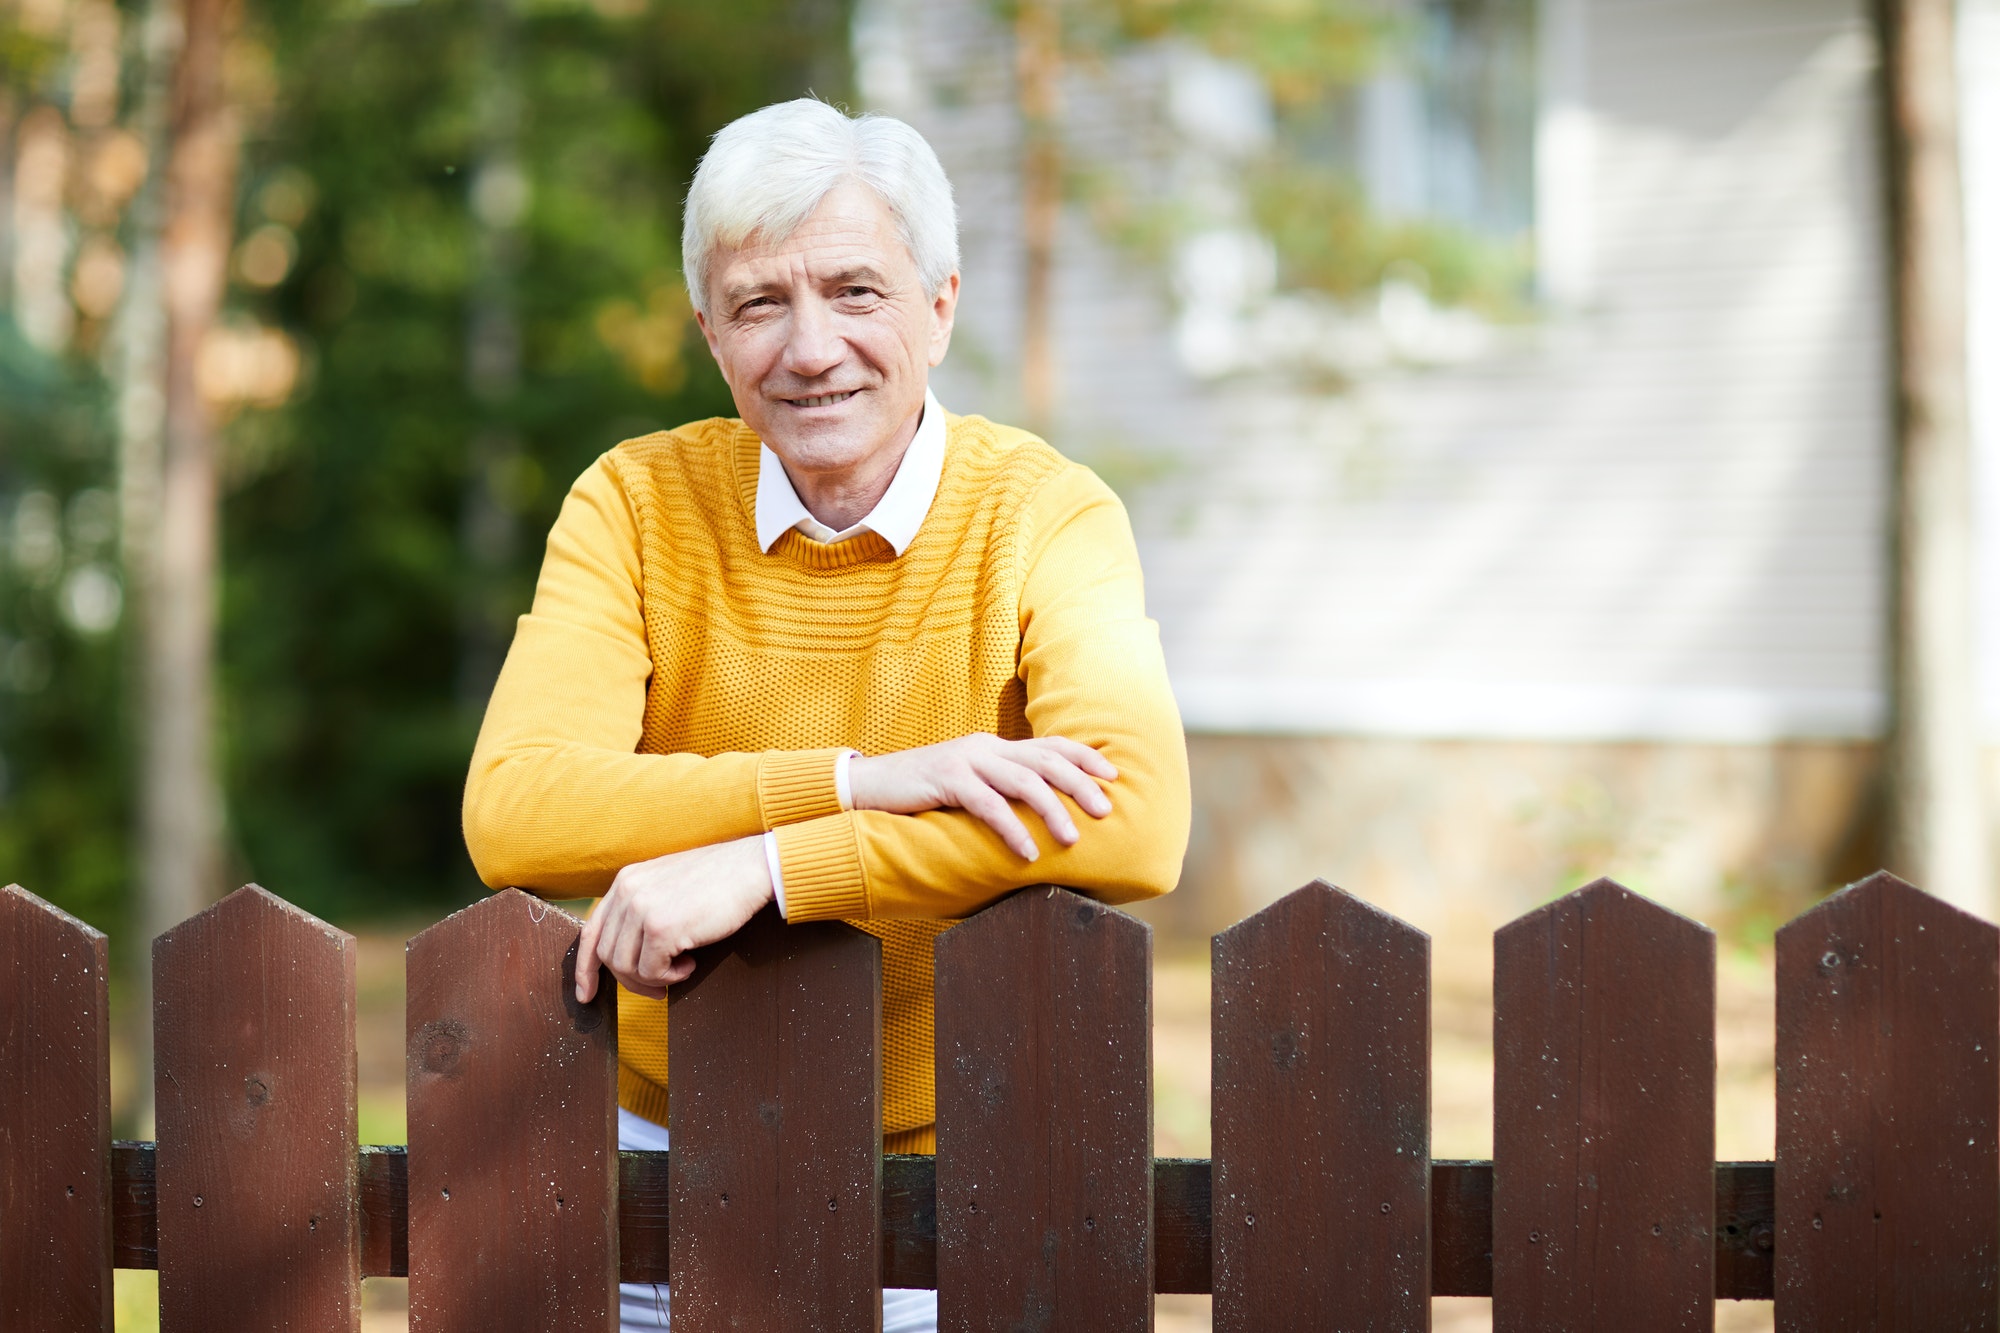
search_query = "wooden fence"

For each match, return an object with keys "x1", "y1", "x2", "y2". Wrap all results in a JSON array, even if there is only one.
[{"x1": 3, "y1": 870, "x2": 1997, "y2": 1330}]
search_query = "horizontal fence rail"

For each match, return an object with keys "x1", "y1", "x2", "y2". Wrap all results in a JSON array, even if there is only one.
[
  {"x1": 5, "y1": 871, "x2": 1997, "y2": 1330},
  {"x1": 100, "y1": 1141, "x2": 1783, "y2": 1297}
]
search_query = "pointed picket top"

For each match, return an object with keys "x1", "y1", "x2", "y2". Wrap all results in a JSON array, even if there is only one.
[
  {"x1": 1779, "y1": 866, "x2": 1993, "y2": 939},
  {"x1": 1212, "y1": 880, "x2": 1430, "y2": 1332},
  {"x1": 406, "y1": 888, "x2": 617, "y2": 1332},
  {"x1": 153, "y1": 882, "x2": 360, "y2": 1332},
  {"x1": 1775, "y1": 869, "x2": 2000, "y2": 1331},
  {"x1": 2, "y1": 885, "x2": 113, "y2": 1333},
  {"x1": 1214, "y1": 876, "x2": 1430, "y2": 953},
  {"x1": 3, "y1": 880, "x2": 108, "y2": 942},
  {"x1": 1498, "y1": 876, "x2": 1715, "y2": 948},
  {"x1": 1493, "y1": 876, "x2": 1716, "y2": 1332},
  {"x1": 153, "y1": 881, "x2": 355, "y2": 959}
]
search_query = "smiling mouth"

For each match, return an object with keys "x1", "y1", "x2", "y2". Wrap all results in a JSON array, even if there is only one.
[{"x1": 785, "y1": 389, "x2": 859, "y2": 408}]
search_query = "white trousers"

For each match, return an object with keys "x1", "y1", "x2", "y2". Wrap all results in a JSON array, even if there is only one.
[{"x1": 617, "y1": 1108, "x2": 939, "y2": 1333}]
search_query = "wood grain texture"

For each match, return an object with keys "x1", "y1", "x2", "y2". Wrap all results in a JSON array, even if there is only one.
[
  {"x1": 406, "y1": 890, "x2": 617, "y2": 1332},
  {"x1": 667, "y1": 907, "x2": 883, "y2": 1332},
  {"x1": 1211, "y1": 881, "x2": 1429, "y2": 1331},
  {"x1": 1775, "y1": 871, "x2": 2000, "y2": 1331},
  {"x1": 1493, "y1": 879, "x2": 1716, "y2": 1332},
  {"x1": 153, "y1": 885, "x2": 360, "y2": 1331},
  {"x1": 1, "y1": 885, "x2": 113, "y2": 1331},
  {"x1": 935, "y1": 888, "x2": 1153, "y2": 1332}
]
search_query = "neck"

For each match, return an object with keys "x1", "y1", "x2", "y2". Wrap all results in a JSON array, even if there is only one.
[{"x1": 786, "y1": 401, "x2": 924, "y2": 532}]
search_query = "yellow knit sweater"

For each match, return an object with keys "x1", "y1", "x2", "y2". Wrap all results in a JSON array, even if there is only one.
[{"x1": 462, "y1": 411, "x2": 1190, "y2": 1151}]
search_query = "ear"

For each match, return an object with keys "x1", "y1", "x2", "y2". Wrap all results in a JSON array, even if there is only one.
[
  {"x1": 927, "y1": 271, "x2": 960, "y2": 368},
  {"x1": 695, "y1": 308, "x2": 724, "y2": 364}
]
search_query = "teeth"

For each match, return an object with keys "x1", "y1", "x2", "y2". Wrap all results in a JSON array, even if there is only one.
[{"x1": 794, "y1": 392, "x2": 853, "y2": 408}]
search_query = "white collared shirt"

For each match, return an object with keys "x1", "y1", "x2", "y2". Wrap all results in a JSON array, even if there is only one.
[
  {"x1": 754, "y1": 389, "x2": 947, "y2": 555},
  {"x1": 755, "y1": 390, "x2": 947, "y2": 914}
]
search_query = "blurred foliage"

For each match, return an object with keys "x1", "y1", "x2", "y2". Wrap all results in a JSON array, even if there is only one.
[
  {"x1": 0, "y1": 0, "x2": 851, "y2": 937},
  {"x1": 1091, "y1": 0, "x2": 1390, "y2": 100},
  {"x1": 1249, "y1": 166, "x2": 1531, "y2": 314},
  {"x1": 0, "y1": 326, "x2": 129, "y2": 935},
  {"x1": 1055, "y1": 0, "x2": 1534, "y2": 314}
]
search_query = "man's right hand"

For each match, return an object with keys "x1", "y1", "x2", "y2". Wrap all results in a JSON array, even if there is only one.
[{"x1": 847, "y1": 734, "x2": 1117, "y2": 861}]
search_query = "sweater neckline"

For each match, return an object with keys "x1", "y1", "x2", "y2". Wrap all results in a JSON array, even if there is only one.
[{"x1": 731, "y1": 423, "x2": 942, "y2": 571}]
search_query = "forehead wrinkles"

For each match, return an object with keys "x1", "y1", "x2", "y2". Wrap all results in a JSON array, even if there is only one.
[{"x1": 724, "y1": 232, "x2": 906, "y2": 289}]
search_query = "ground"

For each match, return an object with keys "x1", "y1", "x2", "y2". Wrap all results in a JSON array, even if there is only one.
[{"x1": 110, "y1": 919, "x2": 1782, "y2": 1331}]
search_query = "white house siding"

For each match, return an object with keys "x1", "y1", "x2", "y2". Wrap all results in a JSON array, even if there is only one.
[{"x1": 853, "y1": 0, "x2": 2000, "y2": 931}]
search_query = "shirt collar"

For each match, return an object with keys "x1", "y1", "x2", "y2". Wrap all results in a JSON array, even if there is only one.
[{"x1": 755, "y1": 389, "x2": 946, "y2": 556}]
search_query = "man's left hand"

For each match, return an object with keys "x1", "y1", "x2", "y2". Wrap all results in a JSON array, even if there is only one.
[{"x1": 574, "y1": 834, "x2": 773, "y2": 1003}]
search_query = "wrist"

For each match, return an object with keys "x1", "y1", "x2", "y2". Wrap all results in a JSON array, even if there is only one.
[{"x1": 845, "y1": 753, "x2": 876, "y2": 811}]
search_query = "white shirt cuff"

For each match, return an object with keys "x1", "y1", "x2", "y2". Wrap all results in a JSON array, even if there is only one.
[
  {"x1": 764, "y1": 831, "x2": 787, "y2": 919},
  {"x1": 834, "y1": 748, "x2": 859, "y2": 810}
]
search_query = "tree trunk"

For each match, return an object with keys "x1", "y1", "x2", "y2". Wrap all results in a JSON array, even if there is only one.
[
  {"x1": 1877, "y1": 0, "x2": 1992, "y2": 912},
  {"x1": 142, "y1": 0, "x2": 238, "y2": 949},
  {"x1": 1015, "y1": 0, "x2": 1060, "y2": 435},
  {"x1": 112, "y1": 0, "x2": 182, "y2": 1136}
]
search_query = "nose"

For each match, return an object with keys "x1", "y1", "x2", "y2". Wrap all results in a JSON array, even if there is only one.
[{"x1": 782, "y1": 293, "x2": 844, "y2": 380}]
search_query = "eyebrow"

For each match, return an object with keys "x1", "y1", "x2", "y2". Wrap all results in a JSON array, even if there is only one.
[
  {"x1": 822, "y1": 265, "x2": 891, "y2": 289},
  {"x1": 721, "y1": 264, "x2": 894, "y2": 309}
]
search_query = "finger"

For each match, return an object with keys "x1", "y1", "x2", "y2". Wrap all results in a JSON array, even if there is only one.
[
  {"x1": 576, "y1": 894, "x2": 614, "y2": 1002},
  {"x1": 662, "y1": 954, "x2": 698, "y2": 986},
  {"x1": 957, "y1": 782, "x2": 1040, "y2": 860},
  {"x1": 635, "y1": 924, "x2": 682, "y2": 993},
  {"x1": 621, "y1": 977, "x2": 669, "y2": 1002},
  {"x1": 1010, "y1": 747, "x2": 1114, "y2": 818},
  {"x1": 981, "y1": 759, "x2": 1080, "y2": 845},
  {"x1": 1034, "y1": 736, "x2": 1118, "y2": 781},
  {"x1": 605, "y1": 914, "x2": 647, "y2": 999}
]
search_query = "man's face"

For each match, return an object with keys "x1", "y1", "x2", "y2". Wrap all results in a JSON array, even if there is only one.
[{"x1": 697, "y1": 181, "x2": 958, "y2": 481}]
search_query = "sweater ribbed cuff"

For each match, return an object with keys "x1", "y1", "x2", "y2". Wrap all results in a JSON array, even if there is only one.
[
  {"x1": 756, "y1": 748, "x2": 847, "y2": 828},
  {"x1": 772, "y1": 815, "x2": 869, "y2": 921}
]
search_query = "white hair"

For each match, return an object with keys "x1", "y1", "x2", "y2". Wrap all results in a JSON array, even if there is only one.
[{"x1": 681, "y1": 98, "x2": 959, "y2": 319}]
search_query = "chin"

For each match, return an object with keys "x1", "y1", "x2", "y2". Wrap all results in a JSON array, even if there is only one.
[{"x1": 762, "y1": 409, "x2": 898, "y2": 472}]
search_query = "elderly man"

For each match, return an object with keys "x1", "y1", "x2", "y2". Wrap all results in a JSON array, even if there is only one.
[{"x1": 463, "y1": 97, "x2": 1189, "y2": 1331}]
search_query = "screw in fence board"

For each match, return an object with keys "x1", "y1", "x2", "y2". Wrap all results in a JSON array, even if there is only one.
[
  {"x1": 935, "y1": 887, "x2": 1153, "y2": 1332},
  {"x1": 1492, "y1": 880, "x2": 1715, "y2": 1332},
  {"x1": 1210, "y1": 881, "x2": 1429, "y2": 1330},
  {"x1": 1, "y1": 886, "x2": 113, "y2": 1331},
  {"x1": 667, "y1": 906, "x2": 884, "y2": 1332},
  {"x1": 1774, "y1": 871, "x2": 2000, "y2": 1331},
  {"x1": 152, "y1": 885, "x2": 361, "y2": 1331},
  {"x1": 405, "y1": 889, "x2": 618, "y2": 1332}
]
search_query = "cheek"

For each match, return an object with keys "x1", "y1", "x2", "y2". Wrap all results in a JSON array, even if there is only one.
[
  {"x1": 846, "y1": 309, "x2": 931, "y2": 374},
  {"x1": 715, "y1": 323, "x2": 786, "y2": 381}
]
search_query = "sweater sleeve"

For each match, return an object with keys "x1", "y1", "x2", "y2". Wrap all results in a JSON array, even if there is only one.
[
  {"x1": 774, "y1": 464, "x2": 1192, "y2": 922},
  {"x1": 462, "y1": 452, "x2": 845, "y2": 897}
]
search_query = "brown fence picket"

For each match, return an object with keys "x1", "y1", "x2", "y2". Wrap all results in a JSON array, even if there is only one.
[
  {"x1": 935, "y1": 888, "x2": 1152, "y2": 1331},
  {"x1": 1493, "y1": 879, "x2": 1715, "y2": 1331},
  {"x1": 1210, "y1": 881, "x2": 1429, "y2": 1330},
  {"x1": 405, "y1": 889, "x2": 618, "y2": 1332},
  {"x1": 1774, "y1": 871, "x2": 2000, "y2": 1331},
  {"x1": 1, "y1": 885, "x2": 112, "y2": 1332},
  {"x1": 152, "y1": 885, "x2": 360, "y2": 1331},
  {"x1": 667, "y1": 906, "x2": 883, "y2": 1331}
]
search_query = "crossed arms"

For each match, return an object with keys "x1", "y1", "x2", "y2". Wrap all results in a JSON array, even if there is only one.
[{"x1": 462, "y1": 452, "x2": 1191, "y2": 1002}]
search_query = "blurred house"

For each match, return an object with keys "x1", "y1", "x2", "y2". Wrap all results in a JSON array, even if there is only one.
[{"x1": 854, "y1": 0, "x2": 2000, "y2": 938}]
